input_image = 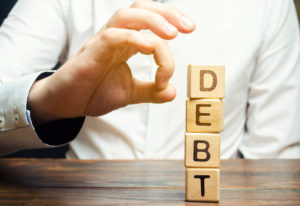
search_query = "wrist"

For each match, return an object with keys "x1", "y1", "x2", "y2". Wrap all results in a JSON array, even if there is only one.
[{"x1": 27, "y1": 73, "x2": 61, "y2": 125}]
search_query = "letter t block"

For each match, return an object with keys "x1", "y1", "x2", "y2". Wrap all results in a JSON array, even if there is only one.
[{"x1": 186, "y1": 168, "x2": 219, "y2": 202}]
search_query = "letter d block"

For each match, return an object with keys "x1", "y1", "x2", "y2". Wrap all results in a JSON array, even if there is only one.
[
  {"x1": 188, "y1": 65, "x2": 225, "y2": 99},
  {"x1": 186, "y1": 99, "x2": 224, "y2": 133},
  {"x1": 185, "y1": 133, "x2": 220, "y2": 168},
  {"x1": 186, "y1": 168, "x2": 219, "y2": 202}
]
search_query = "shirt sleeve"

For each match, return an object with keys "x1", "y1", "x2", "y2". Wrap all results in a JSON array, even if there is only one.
[
  {"x1": 239, "y1": 0, "x2": 300, "y2": 158},
  {"x1": 0, "y1": 0, "x2": 84, "y2": 156}
]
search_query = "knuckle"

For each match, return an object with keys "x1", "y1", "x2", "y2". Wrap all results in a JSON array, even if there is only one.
[
  {"x1": 101, "y1": 28, "x2": 114, "y2": 41},
  {"x1": 125, "y1": 31, "x2": 140, "y2": 43},
  {"x1": 167, "y1": 61, "x2": 175, "y2": 72},
  {"x1": 161, "y1": 61, "x2": 175, "y2": 77},
  {"x1": 168, "y1": 59, "x2": 175, "y2": 73},
  {"x1": 80, "y1": 35, "x2": 99, "y2": 52},
  {"x1": 158, "y1": 38, "x2": 166, "y2": 45},
  {"x1": 147, "y1": 12, "x2": 165, "y2": 25},
  {"x1": 80, "y1": 41, "x2": 91, "y2": 52},
  {"x1": 156, "y1": 65, "x2": 173, "y2": 82},
  {"x1": 114, "y1": 8, "x2": 127, "y2": 19},
  {"x1": 163, "y1": 66, "x2": 174, "y2": 78},
  {"x1": 157, "y1": 39, "x2": 169, "y2": 50},
  {"x1": 132, "y1": 0, "x2": 145, "y2": 8}
]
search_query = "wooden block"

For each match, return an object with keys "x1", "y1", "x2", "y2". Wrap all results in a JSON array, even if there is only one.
[
  {"x1": 187, "y1": 65, "x2": 225, "y2": 99},
  {"x1": 186, "y1": 99, "x2": 224, "y2": 133},
  {"x1": 185, "y1": 133, "x2": 220, "y2": 168},
  {"x1": 186, "y1": 168, "x2": 219, "y2": 202}
]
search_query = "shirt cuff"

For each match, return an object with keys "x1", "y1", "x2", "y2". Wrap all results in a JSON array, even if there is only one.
[{"x1": 0, "y1": 71, "x2": 85, "y2": 155}]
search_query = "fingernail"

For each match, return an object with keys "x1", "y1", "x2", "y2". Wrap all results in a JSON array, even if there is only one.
[
  {"x1": 181, "y1": 15, "x2": 195, "y2": 28},
  {"x1": 164, "y1": 21, "x2": 177, "y2": 34}
]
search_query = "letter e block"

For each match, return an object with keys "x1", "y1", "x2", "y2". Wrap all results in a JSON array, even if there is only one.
[
  {"x1": 186, "y1": 168, "x2": 219, "y2": 202},
  {"x1": 187, "y1": 65, "x2": 225, "y2": 99},
  {"x1": 185, "y1": 133, "x2": 220, "y2": 168},
  {"x1": 186, "y1": 99, "x2": 224, "y2": 133}
]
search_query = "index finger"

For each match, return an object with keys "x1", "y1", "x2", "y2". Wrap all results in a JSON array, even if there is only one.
[{"x1": 131, "y1": 0, "x2": 196, "y2": 33}]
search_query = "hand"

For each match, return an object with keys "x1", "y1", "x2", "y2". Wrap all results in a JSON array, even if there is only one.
[{"x1": 28, "y1": 0, "x2": 195, "y2": 124}]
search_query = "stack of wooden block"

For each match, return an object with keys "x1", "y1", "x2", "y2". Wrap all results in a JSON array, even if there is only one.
[{"x1": 185, "y1": 65, "x2": 225, "y2": 202}]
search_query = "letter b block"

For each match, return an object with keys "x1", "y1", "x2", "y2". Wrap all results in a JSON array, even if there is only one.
[
  {"x1": 188, "y1": 65, "x2": 225, "y2": 99},
  {"x1": 185, "y1": 133, "x2": 220, "y2": 168},
  {"x1": 186, "y1": 168, "x2": 219, "y2": 202},
  {"x1": 186, "y1": 99, "x2": 224, "y2": 133}
]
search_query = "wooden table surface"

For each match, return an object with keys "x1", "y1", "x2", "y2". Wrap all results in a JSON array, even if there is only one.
[{"x1": 0, "y1": 159, "x2": 299, "y2": 205}]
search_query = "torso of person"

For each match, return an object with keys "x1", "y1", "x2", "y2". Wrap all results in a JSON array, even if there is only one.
[{"x1": 63, "y1": 0, "x2": 266, "y2": 159}]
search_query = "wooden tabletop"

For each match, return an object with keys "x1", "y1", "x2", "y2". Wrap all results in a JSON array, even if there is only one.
[{"x1": 0, "y1": 159, "x2": 299, "y2": 205}]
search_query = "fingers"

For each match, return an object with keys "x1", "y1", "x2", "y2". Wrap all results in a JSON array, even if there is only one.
[
  {"x1": 101, "y1": 28, "x2": 158, "y2": 54},
  {"x1": 101, "y1": 29, "x2": 174, "y2": 90},
  {"x1": 107, "y1": 0, "x2": 195, "y2": 40},
  {"x1": 107, "y1": 8, "x2": 178, "y2": 40},
  {"x1": 130, "y1": 79, "x2": 176, "y2": 104},
  {"x1": 151, "y1": 36, "x2": 174, "y2": 90},
  {"x1": 131, "y1": 0, "x2": 196, "y2": 33},
  {"x1": 101, "y1": 0, "x2": 194, "y2": 90}
]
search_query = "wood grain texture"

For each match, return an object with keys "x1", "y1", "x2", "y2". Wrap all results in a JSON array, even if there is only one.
[
  {"x1": 0, "y1": 159, "x2": 299, "y2": 205},
  {"x1": 186, "y1": 99, "x2": 224, "y2": 133},
  {"x1": 185, "y1": 133, "x2": 220, "y2": 168},
  {"x1": 187, "y1": 65, "x2": 225, "y2": 99},
  {"x1": 186, "y1": 168, "x2": 219, "y2": 202}
]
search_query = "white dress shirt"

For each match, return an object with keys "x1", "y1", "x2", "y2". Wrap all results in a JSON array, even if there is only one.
[{"x1": 0, "y1": 0, "x2": 300, "y2": 159}]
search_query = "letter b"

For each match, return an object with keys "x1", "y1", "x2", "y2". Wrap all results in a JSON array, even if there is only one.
[{"x1": 194, "y1": 140, "x2": 210, "y2": 162}]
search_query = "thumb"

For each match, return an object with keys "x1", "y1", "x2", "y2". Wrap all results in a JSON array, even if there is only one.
[{"x1": 130, "y1": 79, "x2": 176, "y2": 104}]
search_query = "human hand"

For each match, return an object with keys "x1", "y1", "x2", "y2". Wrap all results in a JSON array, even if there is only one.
[{"x1": 28, "y1": 0, "x2": 195, "y2": 124}]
